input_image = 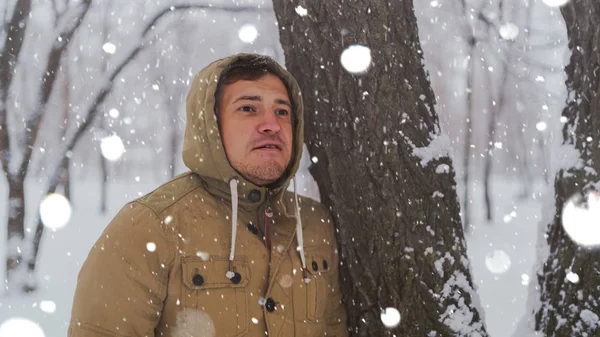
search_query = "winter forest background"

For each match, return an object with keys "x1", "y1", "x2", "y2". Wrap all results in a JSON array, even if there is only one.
[{"x1": 1, "y1": 0, "x2": 599, "y2": 336}]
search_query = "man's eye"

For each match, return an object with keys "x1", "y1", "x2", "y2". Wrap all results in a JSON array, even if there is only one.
[
  {"x1": 276, "y1": 109, "x2": 290, "y2": 116},
  {"x1": 239, "y1": 106, "x2": 255, "y2": 112}
]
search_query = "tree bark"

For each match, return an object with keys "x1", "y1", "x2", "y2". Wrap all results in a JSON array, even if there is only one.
[
  {"x1": 533, "y1": 2, "x2": 600, "y2": 336},
  {"x1": 60, "y1": 54, "x2": 72, "y2": 200},
  {"x1": 1, "y1": 0, "x2": 33, "y2": 294},
  {"x1": 463, "y1": 39, "x2": 475, "y2": 231},
  {"x1": 5, "y1": 173, "x2": 27, "y2": 292},
  {"x1": 483, "y1": 52, "x2": 508, "y2": 221},
  {"x1": 273, "y1": 1, "x2": 487, "y2": 336}
]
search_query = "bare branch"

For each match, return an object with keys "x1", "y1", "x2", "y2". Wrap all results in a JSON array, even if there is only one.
[
  {"x1": 498, "y1": 0, "x2": 505, "y2": 21},
  {"x1": 0, "y1": 0, "x2": 32, "y2": 90},
  {"x1": 45, "y1": 3, "x2": 269, "y2": 192},
  {"x1": 51, "y1": 0, "x2": 59, "y2": 24},
  {"x1": 17, "y1": 0, "x2": 92, "y2": 177},
  {"x1": 31, "y1": 2, "x2": 270, "y2": 274},
  {"x1": 502, "y1": 48, "x2": 563, "y2": 72},
  {"x1": 525, "y1": 40, "x2": 567, "y2": 51},
  {"x1": 0, "y1": 0, "x2": 32, "y2": 178}
]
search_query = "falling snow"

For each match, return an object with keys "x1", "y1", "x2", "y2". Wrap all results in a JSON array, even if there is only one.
[{"x1": 0, "y1": 1, "x2": 595, "y2": 337}]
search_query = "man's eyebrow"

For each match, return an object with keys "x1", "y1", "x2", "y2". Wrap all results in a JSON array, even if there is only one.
[
  {"x1": 233, "y1": 95, "x2": 261, "y2": 104},
  {"x1": 275, "y1": 99, "x2": 292, "y2": 109},
  {"x1": 233, "y1": 95, "x2": 292, "y2": 109}
]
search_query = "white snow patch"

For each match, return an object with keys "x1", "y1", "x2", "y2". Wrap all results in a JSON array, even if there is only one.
[
  {"x1": 561, "y1": 190, "x2": 600, "y2": 247},
  {"x1": 434, "y1": 252, "x2": 455, "y2": 277},
  {"x1": 439, "y1": 270, "x2": 485, "y2": 336},
  {"x1": 436, "y1": 164, "x2": 450, "y2": 173},
  {"x1": 412, "y1": 133, "x2": 451, "y2": 166},
  {"x1": 294, "y1": 5, "x2": 308, "y2": 16},
  {"x1": 579, "y1": 309, "x2": 599, "y2": 328}
]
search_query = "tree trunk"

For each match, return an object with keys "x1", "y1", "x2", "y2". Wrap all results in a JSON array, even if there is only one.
[
  {"x1": 273, "y1": 1, "x2": 488, "y2": 336},
  {"x1": 483, "y1": 53, "x2": 509, "y2": 222},
  {"x1": 463, "y1": 38, "x2": 476, "y2": 232},
  {"x1": 5, "y1": 174, "x2": 28, "y2": 293},
  {"x1": 532, "y1": 2, "x2": 600, "y2": 336},
  {"x1": 60, "y1": 56, "x2": 72, "y2": 200},
  {"x1": 483, "y1": 64, "x2": 496, "y2": 223},
  {"x1": 100, "y1": 148, "x2": 109, "y2": 213}
]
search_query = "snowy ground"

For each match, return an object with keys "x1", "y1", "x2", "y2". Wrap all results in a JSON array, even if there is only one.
[
  {"x1": 461, "y1": 177, "x2": 545, "y2": 336},
  {"x1": 0, "y1": 171, "x2": 545, "y2": 337}
]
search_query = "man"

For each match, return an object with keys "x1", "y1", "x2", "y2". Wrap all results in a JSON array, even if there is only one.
[{"x1": 68, "y1": 53, "x2": 348, "y2": 337}]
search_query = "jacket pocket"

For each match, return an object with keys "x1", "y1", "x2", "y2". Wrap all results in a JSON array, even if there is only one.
[
  {"x1": 304, "y1": 246, "x2": 333, "y2": 323},
  {"x1": 181, "y1": 256, "x2": 249, "y2": 337}
]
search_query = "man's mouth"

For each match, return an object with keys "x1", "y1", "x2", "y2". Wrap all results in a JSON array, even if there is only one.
[{"x1": 254, "y1": 143, "x2": 282, "y2": 150}]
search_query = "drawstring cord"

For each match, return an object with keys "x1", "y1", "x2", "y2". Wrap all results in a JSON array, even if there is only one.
[
  {"x1": 226, "y1": 177, "x2": 239, "y2": 279},
  {"x1": 293, "y1": 178, "x2": 311, "y2": 284},
  {"x1": 226, "y1": 176, "x2": 309, "y2": 284}
]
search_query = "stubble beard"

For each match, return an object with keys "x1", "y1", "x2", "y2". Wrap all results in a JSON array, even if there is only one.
[{"x1": 232, "y1": 158, "x2": 286, "y2": 186}]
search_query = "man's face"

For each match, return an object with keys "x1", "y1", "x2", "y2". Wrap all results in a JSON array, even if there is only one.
[{"x1": 218, "y1": 73, "x2": 294, "y2": 186}]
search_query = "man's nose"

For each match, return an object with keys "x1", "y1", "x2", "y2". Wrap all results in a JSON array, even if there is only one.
[{"x1": 258, "y1": 111, "x2": 281, "y2": 134}]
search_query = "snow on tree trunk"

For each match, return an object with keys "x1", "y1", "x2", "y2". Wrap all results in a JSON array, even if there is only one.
[
  {"x1": 273, "y1": 1, "x2": 488, "y2": 336},
  {"x1": 532, "y1": 2, "x2": 600, "y2": 336}
]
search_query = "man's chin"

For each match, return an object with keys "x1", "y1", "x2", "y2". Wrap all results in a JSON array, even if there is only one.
[{"x1": 240, "y1": 167, "x2": 285, "y2": 186}]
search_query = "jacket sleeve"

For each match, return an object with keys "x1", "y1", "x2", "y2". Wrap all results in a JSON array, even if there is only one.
[
  {"x1": 68, "y1": 202, "x2": 174, "y2": 337},
  {"x1": 325, "y1": 223, "x2": 349, "y2": 337}
]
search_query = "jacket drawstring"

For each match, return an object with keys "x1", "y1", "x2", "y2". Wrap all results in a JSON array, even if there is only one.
[
  {"x1": 226, "y1": 176, "x2": 309, "y2": 283},
  {"x1": 293, "y1": 177, "x2": 311, "y2": 283},
  {"x1": 226, "y1": 177, "x2": 239, "y2": 280}
]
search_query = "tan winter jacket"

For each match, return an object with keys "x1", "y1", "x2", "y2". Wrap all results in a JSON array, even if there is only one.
[{"x1": 68, "y1": 54, "x2": 348, "y2": 337}]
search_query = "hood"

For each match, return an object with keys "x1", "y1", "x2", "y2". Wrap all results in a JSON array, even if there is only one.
[{"x1": 182, "y1": 53, "x2": 304, "y2": 207}]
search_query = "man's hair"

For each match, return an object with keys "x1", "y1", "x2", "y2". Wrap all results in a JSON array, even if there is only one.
[{"x1": 214, "y1": 55, "x2": 295, "y2": 118}]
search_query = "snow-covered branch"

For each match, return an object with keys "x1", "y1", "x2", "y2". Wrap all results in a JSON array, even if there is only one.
[
  {"x1": 17, "y1": 0, "x2": 92, "y2": 178},
  {"x1": 44, "y1": 3, "x2": 269, "y2": 194},
  {"x1": 32, "y1": 1, "x2": 271, "y2": 273}
]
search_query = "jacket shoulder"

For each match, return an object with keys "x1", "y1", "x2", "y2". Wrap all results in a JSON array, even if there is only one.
[{"x1": 136, "y1": 172, "x2": 205, "y2": 215}]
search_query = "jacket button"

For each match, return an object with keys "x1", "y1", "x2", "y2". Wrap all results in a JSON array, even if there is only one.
[
  {"x1": 247, "y1": 222, "x2": 259, "y2": 235},
  {"x1": 192, "y1": 274, "x2": 204, "y2": 286},
  {"x1": 265, "y1": 297, "x2": 276, "y2": 312},
  {"x1": 230, "y1": 272, "x2": 242, "y2": 284},
  {"x1": 323, "y1": 260, "x2": 328, "y2": 270},
  {"x1": 248, "y1": 189, "x2": 261, "y2": 203},
  {"x1": 312, "y1": 261, "x2": 319, "y2": 271}
]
